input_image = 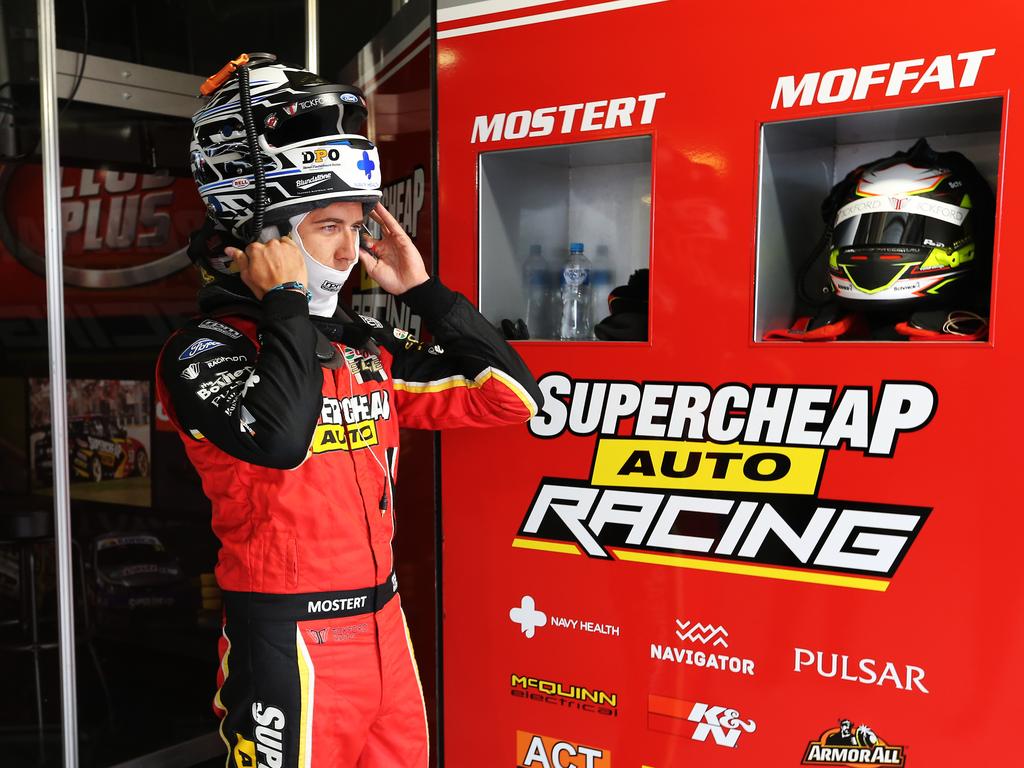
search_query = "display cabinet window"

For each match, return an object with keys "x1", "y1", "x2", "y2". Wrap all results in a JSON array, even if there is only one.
[
  {"x1": 479, "y1": 136, "x2": 652, "y2": 341},
  {"x1": 755, "y1": 97, "x2": 1001, "y2": 343}
]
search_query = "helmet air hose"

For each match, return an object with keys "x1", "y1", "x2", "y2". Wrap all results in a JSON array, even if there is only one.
[{"x1": 236, "y1": 61, "x2": 267, "y2": 241}]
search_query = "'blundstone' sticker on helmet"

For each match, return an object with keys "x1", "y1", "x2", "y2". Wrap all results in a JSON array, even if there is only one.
[{"x1": 296, "y1": 173, "x2": 332, "y2": 190}]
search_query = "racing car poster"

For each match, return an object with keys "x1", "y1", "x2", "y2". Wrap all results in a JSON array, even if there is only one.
[{"x1": 29, "y1": 378, "x2": 152, "y2": 508}]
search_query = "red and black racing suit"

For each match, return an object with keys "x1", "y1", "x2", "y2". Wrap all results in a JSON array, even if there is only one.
[{"x1": 155, "y1": 278, "x2": 540, "y2": 767}]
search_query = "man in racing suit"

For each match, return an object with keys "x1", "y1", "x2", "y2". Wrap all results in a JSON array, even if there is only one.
[{"x1": 157, "y1": 197, "x2": 540, "y2": 767}]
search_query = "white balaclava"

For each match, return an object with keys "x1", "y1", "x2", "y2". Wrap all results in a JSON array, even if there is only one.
[{"x1": 288, "y1": 211, "x2": 359, "y2": 317}]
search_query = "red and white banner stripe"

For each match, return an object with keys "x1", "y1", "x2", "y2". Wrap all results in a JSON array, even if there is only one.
[{"x1": 437, "y1": 0, "x2": 670, "y2": 39}]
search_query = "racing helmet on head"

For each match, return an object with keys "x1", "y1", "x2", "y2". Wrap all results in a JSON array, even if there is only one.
[
  {"x1": 824, "y1": 138, "x2": 993, "y2": 311},
  {"x1": 189, "y1": 53, "x2": 382, "y2": 243}
]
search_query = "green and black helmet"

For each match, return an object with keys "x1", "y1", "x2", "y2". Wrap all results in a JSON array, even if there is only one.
[{"x1": 824, "y1": 138, "x2": 994, "y2": 311}]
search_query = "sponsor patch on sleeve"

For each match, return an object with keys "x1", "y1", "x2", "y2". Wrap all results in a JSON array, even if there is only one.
[
  {"x1": 178, "y1": 338, "x2": 225, "y2": 361},
  {"x1": 197, "y1": 319, "x2": 243, "y2": 339}
]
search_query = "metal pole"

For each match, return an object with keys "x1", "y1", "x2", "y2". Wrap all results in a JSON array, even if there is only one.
[
  {"x1": 306, "y1": 0, "x2": 319, "y2": 73},
  {"x1": 37, "y1": 0, "x2": 80, "y2": 762}
]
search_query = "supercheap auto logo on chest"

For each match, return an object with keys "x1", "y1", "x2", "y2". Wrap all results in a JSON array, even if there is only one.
[{"x1": 515, "y1": 375, "x2": 936, "y2": 592}]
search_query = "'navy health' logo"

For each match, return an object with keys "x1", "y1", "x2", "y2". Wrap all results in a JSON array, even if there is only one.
[{"x1": 357, "y1": 151, "x2": 376, "y2": 179}]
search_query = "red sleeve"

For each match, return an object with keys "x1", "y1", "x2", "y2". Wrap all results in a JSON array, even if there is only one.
[{"x1": 369, "y1": 278, "x2": 541, "y2": 430}]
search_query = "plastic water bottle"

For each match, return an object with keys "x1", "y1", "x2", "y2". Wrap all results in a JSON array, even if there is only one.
[
  {"x1": 591, "y1": 244, "x2": 613, "y2": 328},
  {"x1": 560, "y1": 242, "x2": 593, "y2": 340},
  {"x1": 523, "y1": 244, "x2": 551, "y2": 339}
]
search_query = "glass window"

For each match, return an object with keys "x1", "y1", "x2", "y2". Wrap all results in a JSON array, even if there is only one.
[
  {"x1": 1, "y1": 0, "x2": 63, "y2": 764},
  {"x1": 3, "y1": 1, "x2": 431, "y2": 763}
]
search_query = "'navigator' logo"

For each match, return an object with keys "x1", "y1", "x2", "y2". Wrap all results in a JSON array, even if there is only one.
[
  {"x1": 651, "y1": 618, "x2": 755, "y2": 676},
  {"x1": 675, "y1": 620, "x2": 728, "y2": 648}
]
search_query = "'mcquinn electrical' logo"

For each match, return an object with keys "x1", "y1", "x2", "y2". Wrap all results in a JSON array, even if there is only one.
[{"x1": 514, "y1": 375, "x2": 935, "y2": 592}]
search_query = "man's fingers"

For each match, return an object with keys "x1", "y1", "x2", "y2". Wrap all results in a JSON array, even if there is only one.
[
  {"x1": 360, "y1": 243, "x2": 381, "y2": 264},
  {"x1": 369, "y1": 202, "x2": 403, "y2": 236},
  {"x1": 368, "y1": 210, "x2": 391, "y2": 237},
  {"x1": 357, "y1": 248, "x2": 380, "y2": 273},
  {"x1": 359, "y1": 229, "x2": 378, "y2": 254},
  {"x1": 373, "y1": 201, "x2": 398, "y2": 224},
  {"x1": 226, "y1": 247, "x2": 248, "y2": 267}
]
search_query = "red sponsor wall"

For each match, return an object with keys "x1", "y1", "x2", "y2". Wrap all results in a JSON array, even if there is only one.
[{"x1": 437, "y1": 1, "x2": 1019, "y2": 766}]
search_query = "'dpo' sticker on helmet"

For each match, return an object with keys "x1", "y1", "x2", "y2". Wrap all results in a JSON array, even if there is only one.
[{"x1": 284, "y1": 143, "x2": 381, "y2": 190}]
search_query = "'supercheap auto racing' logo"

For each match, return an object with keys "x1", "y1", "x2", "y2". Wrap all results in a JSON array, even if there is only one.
[{"x1": 515, "y1": 375, "x2": 934, "y2": 592}]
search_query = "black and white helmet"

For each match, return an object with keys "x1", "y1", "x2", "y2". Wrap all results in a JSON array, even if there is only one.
[{"x1": 189, "y1": 55, "x2": 382, "y2": 241}]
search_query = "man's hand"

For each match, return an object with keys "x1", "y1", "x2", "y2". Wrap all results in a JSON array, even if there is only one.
[
  {"x1": 359, "y1": 202, "x2": 430, "y2": 295},
  {"x1": 225, "y1": 237, "x2": 309, "y2": 300}
]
